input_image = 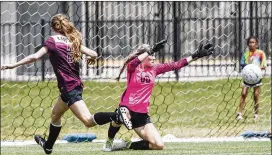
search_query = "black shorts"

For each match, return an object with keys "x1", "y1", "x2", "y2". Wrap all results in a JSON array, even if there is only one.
[
  {"x1": 243, "y1": 79, "x2": 262, "y2": 88},
  {"x1": 60, "y1": 86, "x2": 83, "y2": 107},
  {"x1": 117, "y1": 107, "x2": 152, "y2": 129}
]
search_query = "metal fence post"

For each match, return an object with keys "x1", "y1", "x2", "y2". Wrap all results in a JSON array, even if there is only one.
[
  {"x1": 95, "y1": 2, "x2": 100, "y2": 75},
  {"x1": 85, "y1": 1, "x2": 90, "y2": 76},
  {"x1": 249, "y1": 2, "x2": 254, "y2": 36},
  {"x1": 255, "y1": 2, "x2": 259, "y2": 37},
  {"x1": 172, "y1": 2, "x2": 181, "y2": 81},
  {"x1": 238, "y1": 2, "x2": 242, "y2": 72},
  {"x1": 41, "y1": 19, "x2": 45, "y2": 81},
  {"x1": 159, "y1": 1, "x2": 165, "y2": 63},
  {"x1": 95, "y1": 2, "x2": 104, "y2": 76}
]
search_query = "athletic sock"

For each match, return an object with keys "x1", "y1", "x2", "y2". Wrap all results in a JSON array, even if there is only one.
[
  {"x1": 108, "y1": 122, "x2": 121, "y2": 139},
  {"x1": 129, "y1": 140, "x2": 150, "y2": 150},
  {"x1": 45, "y1": 123, "x2": 61, "y2": 149},
  {"x1": 93, "y1": 112, "x2": 118, "y2": 125}
]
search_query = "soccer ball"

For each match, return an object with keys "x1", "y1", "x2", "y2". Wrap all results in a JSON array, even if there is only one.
[{"x1": 242, "y1": 64, "x2": 262, "y2": 85}]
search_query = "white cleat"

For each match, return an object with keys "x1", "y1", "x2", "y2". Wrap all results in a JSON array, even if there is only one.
[
  {"x1": 103, "y1": 138, "x2": 113, "y2": 152},
  {"x1": 254, "y1": 114, "x2": 259, "y2": 122},
  {"x1": 236, "y1": 113, "x2": 243, "y2": 120},
  {"x1": 111, "y1": 138, "x2": 132, "y2": 151}
]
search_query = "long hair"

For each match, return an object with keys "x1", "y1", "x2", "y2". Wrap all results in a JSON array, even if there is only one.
[
  {"x1": 115, "y1": 44, "x2": 151, "y2": 81},
  {"x1": 51, "y1": 14, "x2": 82, "y2": 62}
]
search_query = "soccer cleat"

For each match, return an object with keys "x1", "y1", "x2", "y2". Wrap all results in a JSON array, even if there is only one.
[
  {"x1": 236, "y1": 113, "x2": 243, "y2": 120},
  {"x1": 111, "y1": 138, "x2": 132, "y2": 151},
  {"x1": 117, "y1": 107, "x2": 133, "y2": 130},
  {"x1": 254, "y1": 114, "x2": 259, "y2": 122},
  {"x1": 124, "y1": 137, "x2": 132, "y2": 149},
  {"x1": 102, "y1": 138, "x2": 114, "y2": 152},
  {"x1": 34, "y1": 135, "x2": 52, "y2": 154}
]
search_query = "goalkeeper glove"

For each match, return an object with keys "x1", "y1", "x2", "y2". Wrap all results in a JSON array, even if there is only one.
[
  {"x1": 192, "y1": 43, "x2": 215, "y2": 59},
  {"x1": 148, "y1": 39, "x2": 167, "y2": 55}
]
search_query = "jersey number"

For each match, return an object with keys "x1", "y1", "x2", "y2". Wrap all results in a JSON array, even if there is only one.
[
  {"x1": 140, "y1": 75, "x2": 151, "y2": 83},
  {"x1": 67, "y1": 46, "x2": 73, "y2": 63}
]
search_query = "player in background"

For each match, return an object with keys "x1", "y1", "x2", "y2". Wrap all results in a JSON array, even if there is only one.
[
  {"x1": 102, "y1": 41, "x2": 215, "y2": 151},
  {"x1": 237, "y1": 36, "x2": 267, "y2": 121},
  {"x1": 1, "y1": 14, "x2": 131, "y2": 154}
]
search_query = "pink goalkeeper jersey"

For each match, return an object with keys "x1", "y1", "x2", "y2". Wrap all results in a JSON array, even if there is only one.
[{"x1": 119, "y1": 57, "x2": 188, "y2": 113}]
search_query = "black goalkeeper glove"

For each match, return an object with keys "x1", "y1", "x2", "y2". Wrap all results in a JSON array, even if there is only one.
[
  {"x1": 192, "y1": 43, "x2": 215, "y2": 59},
  {"x1": 148, "y1": 39, "x2": 167, "y2": 55}
]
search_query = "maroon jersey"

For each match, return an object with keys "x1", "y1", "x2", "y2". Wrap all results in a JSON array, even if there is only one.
[{"x1": 44, "y1": 35, "x2": 83, "y2": 94}]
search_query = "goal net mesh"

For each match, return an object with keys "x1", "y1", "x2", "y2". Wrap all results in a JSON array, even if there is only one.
[{"x1": 1, "y1": 1, "x2": 271, "y2": 141}]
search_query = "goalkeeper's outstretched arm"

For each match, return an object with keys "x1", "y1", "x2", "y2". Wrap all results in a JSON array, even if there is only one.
[{"x1": 154, "y1": 43, "x2": 215, "y2": 76}]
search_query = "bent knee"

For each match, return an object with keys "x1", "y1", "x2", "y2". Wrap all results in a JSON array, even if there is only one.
[
  {"x1": 111, "y1": 121, "x2": 122, "y2": 127},
  {"x1": 82, "y1": 115, "x2": 96, "y2": 128}
]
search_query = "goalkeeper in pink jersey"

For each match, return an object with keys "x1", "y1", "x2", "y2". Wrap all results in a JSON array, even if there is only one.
[{"x1": 103, "y1": 40, "x2": 215, "y2": 151}]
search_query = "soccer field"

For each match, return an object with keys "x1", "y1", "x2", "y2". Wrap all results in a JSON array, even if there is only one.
[
  {"x1": 1, "y1": 1, "x2": 272, "y2": 154},
  {"x1": 1, "y1": 78, "x2": 271, "y2": 140},
  {"x1": 1, "y1": 141, "x2": 271, "y2": 155}
]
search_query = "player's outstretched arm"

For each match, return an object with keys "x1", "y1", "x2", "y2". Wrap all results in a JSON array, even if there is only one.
[
  {"x1": 1, "y1": 47, "x2": 48, "y2": 70},
  {"x1": 137, "y1": 39, "x2": 168, "y2": 62},
  {"x1": 154, "y1": 43, "x2": 214, "y2": 75},
  {"x1": 127, "y1": 39, "x2": 167, "y2": 73},
  {"x1": 191, "y1": 43, "x2": 214, "y2": 61}
]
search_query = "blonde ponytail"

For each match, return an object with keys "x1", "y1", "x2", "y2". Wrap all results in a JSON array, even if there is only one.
[{"x1": 51, "y1": 14, "x2": 82, "y2": 62}]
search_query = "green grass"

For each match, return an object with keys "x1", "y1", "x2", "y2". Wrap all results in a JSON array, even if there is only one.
[
  {"x1": 1, "y1": 141, "x2": 271, "y2": 155},
  {"x1": 1, "y1": 78, "x2": 271, "y2": 140}
]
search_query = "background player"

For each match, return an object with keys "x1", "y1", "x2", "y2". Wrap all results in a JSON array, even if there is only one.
[
  {"x1": 237, "y1": 36, "x2": 267, "y2": 121},
  {"x1": 103, "y1": 41, "x2": 215, "y2": 151}
]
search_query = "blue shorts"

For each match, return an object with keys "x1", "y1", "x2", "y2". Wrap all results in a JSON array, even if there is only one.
[{"x1": 60, "y1": 86, "x2": 83, "y2": 107}]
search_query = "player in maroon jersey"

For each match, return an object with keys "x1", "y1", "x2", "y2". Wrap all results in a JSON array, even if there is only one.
[{"x1": 1, "y1": 14, "x2": 131, "y2": 154}]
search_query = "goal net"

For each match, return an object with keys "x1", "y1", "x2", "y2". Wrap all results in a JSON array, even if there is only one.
[{"x1": 1, "y1": 1, "x2": 271, "y2": 141}]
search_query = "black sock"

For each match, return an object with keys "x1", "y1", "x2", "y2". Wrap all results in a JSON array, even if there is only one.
[
  {"x1": 45, "y1": 123, "x2": 61, "y2": 149},
  {"x1": 129, "y1": 140, "x2": 150, "y2": 150},
  {"x1": 108, "y1": 122, "x2": 121, "y2": 139},
  {"x1": 93, "y1": 112, "x2": 117, "y2": 125}
]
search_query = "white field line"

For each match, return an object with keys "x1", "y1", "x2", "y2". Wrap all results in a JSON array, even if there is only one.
[{"x1": 1, "y1": 136, "x2": 270, "y2": 147}]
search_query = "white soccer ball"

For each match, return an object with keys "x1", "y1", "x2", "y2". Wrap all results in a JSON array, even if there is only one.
[{"x1": 242, "y1": 64, "x2": 262, "y2": 85}]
